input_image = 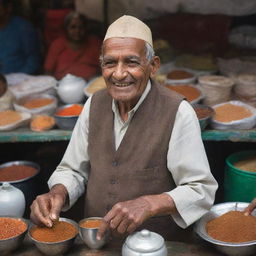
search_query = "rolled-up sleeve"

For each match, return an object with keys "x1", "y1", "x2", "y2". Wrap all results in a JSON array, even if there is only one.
[
  {"x1": 48, "y1": 97, "x2": 92, "y2": 210},
  {"x1": 166, "y1": 100, "x2": 218, "y2": 228}
]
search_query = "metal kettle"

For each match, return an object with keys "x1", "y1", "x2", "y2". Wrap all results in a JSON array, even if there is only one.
[
  {"x1": 122, "y1": 229, "x2": 167, "y2": 256},
  {"x1": 0, "y1": 182, "x2": 25, "y2": 217}
]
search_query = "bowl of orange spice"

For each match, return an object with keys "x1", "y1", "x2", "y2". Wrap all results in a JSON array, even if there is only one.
[
  {"x1": 54, "y1": 104, "x2": 84, "y2": 130},
  {"x1": 0, "y1": 217, "x2": 28, "y2": 254},
  {"x1": 14, "y1": 94, "x2": 57, "y2": 116},
  {"x1": 28, "y1": 217, "x2": 78, "y2": 256},
  {"x1": 194, "y1": 202, "x2": 256, "y2": 256},
  {"x1": 79, "y1": 217, "x2": 109, "y2": 249}
]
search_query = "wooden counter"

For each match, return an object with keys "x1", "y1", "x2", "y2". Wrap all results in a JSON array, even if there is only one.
[
  {"x1": 10, "y1": 236, "x2": 220, "y2": 256},
  {"x1": 0, "y1": 128, "x2": 256, "y2": 143}
]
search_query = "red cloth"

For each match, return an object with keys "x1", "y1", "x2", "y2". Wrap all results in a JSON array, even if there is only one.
[
  {"x1": 44, "y1": 9, "x2": 72, "y2": 48},
  {"x1": 44, "y1": 35, "x2": 102, "y2": 80}
]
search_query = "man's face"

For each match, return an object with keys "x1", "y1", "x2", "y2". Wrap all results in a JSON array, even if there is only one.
[
  {"x1": 67, "y1": 17, "x2": 86, "y2": 43},
  {"x1": 101, "y1": 37, "x2": 159, "y2": 105}
]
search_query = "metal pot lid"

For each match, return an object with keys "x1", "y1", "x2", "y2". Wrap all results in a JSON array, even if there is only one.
[{"x1": 125, "y1": 229, "x2": 165, "y2": 253}]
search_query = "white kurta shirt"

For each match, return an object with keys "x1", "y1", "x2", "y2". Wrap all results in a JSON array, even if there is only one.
[{"x1": 48, "y1": 81, "x2": 218, "y2": 228}]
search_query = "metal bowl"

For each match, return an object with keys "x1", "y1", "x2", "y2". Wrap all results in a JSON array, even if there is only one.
[
  {"x1": 0, "y1": 160, "x2": 40, "y2": 218},
  {"x1": 79, "y1": 217, "x2": 109, "y2": 249},
  {"x1": 28, "y1": 217, "x2": 78, "y2": 256},
  {"x1": 193, "y1": 103, "x2": 214, "y2": 131},
  {"x1": 194, "y1": 202, "x2": 256, "y2": 256},
  {"x1": 0, "y1": 217, "x2": 28, "y2": 254},
  {"x1": 54, "y1": 104, "x2": 83, "y2": 130}
]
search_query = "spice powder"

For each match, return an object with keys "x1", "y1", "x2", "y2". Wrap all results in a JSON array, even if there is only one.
[
  {"x1": 0, "y1": 110, "x2": 22, "y2": 126},
  {"x1": 0, "y1": 164, "x2": 38, "y2": 181},
  {"x1": 234, "y1": 156, "x2": 256, "y2": 172},
  {"x1": 166, "y1": 84, "x2": 200, "y2": 102},
  {"x1": 206, "y1": 211, "x2": 256, "y2": 243},
  {"x1": 0, "y1": 217, "x2": 27, "y2": 239},
  {"x1": 80, "y1": 219, "x2": 102, "y2": 229},
  {"x1": 31, "y1": 221, "x2": 77, "y2": 242},
  {"x1": 22, "y1": 98, "x2": 54, "y2": 109},
  {"x1": 213, "y1": 103, "x2": 253, "y2": 122}
]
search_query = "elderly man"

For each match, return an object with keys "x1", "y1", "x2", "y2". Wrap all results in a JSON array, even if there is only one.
[{"x1": 30, "y1": 15, "x2": 217, "y2": 243}]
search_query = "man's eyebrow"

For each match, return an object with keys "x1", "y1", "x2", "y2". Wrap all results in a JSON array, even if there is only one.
[{"x1": 125, "y1": 55, "x2": 141, "y2": 61}]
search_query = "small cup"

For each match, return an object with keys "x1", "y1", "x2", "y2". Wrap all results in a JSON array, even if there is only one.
[{"x1": 79, "y1": 217, "x2": 109, "y2": 249}]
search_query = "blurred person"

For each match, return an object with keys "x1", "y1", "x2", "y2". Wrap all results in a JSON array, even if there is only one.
[
  {"x1": 44, "y1": 11, "x2": 102, "y2": 80},
  {"x1": 0, "y1": 0, "x2": 41, "y2": 74},
  {"x1": 0, "y1": 73, "x2": 13, "y2": 110}
]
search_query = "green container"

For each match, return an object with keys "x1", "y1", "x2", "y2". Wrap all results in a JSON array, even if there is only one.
[{"x1": 224, "y1": 151, "x2": 256, "y2": 202}]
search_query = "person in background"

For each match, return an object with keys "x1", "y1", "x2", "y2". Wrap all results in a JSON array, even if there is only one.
[
  {"x1": 31, "y1": 15, "x2": 218, "y2": 245},
  {"x1": 0, "y1": 73, "x2": 13, "y2": 110},
  {"x1": 0, "y1": 0, "x2": 41, "y2": 74},
  {"x1": 44, "y1": 11, "x2": 102, "y2": 81},
  {"x1": 244, "y1": 198, "x2": 256, "y2": 216}
]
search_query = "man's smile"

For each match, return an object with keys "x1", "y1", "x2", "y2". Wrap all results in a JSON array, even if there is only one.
[{"x1": 112, "y1": 82, "x2": 134, "y2": 88}]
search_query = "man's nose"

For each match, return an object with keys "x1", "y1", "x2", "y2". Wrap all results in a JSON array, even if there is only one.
[{"x1": 113, "y1": 63, "x2": 127, "y2": 80}]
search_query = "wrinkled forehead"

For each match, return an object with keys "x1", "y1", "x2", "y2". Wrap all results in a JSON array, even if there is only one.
[{"x1": 102, "y1": 37, "x2": 146, "y2": 58}]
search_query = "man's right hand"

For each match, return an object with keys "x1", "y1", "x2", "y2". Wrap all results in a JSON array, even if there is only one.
[{"x1": 30, "y1": 184, "x2": 68, "y2": 227}]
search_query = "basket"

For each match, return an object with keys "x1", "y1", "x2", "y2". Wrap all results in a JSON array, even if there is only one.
[{"x1": 198, "y1": 75, "x2": 234, "y2": 106}]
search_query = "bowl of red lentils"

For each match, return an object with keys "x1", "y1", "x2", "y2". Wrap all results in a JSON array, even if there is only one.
[
  {"x1": 193, "y1": 104, "x2": 215, "y2": 131},
  {"x1": 166, "y1": 69, "x2": 197, "y2": 84},
  {"x1": 0, "y1": 216, "x2": 28, "y2": 254},
  {"x1": 28, "y1": 217, "x2": 79, "y2": 256}
]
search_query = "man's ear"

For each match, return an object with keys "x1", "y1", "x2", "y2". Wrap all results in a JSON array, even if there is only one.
[{"x1": 150, "y1": 56, "x2": 161, "y2": 78}]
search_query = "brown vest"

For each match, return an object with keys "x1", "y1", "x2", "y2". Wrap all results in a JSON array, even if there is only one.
[{"x1": 86, "y1": 81, "x2": 187, "y2": 241}]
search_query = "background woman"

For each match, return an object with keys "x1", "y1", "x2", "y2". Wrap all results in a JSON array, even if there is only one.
[{"x1": 44, "y1": 11, "x2": 102, "y2": 80}]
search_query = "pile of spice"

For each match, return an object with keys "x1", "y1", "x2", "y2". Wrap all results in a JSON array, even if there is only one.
[
  {"x1": 194, "y1": 106, "x2": 213, "y2": 119},
  {"x1": 80, "y1": 219, "x2": 102, "y2": 229},
  {"x1": 86, "y1": 76, "x2": 106, "y2": 94},
  {"x1": 213, "y1": 103, "x2": 253, "y2": 123},
  {"x1": 30, "y1": 115, "x2": 55, "y2": 132},
  {"x1": 30, "y1": 221, "x2": 77, "y2": 242},
  {"x1": 22, "y1": 98, "x2": 54, "y2": 109},
  {"x1": 0, "y1": 110, "x2": 22, "y2": 126},
  {"x1": 0, "y1": 164, "x2": 38, "y2": 181},
  {"x1": 234, "y1": 155, "x2": 256, "y2": 172},
  {"x1": 167, "y1": 69, "x2": 194, "y2": 80},
  {"x1": 166, "y1": 84, "x2": 201, "y2": 102},
  {"x1": 0, "y1": 217, "x2": 27, "y2": 239},
  {"x1": 55, "y1": 104, "x2": 83, "y2": 116},
  {"x1": 206, "y1": 211, "x2": 256, "y2": 243}
]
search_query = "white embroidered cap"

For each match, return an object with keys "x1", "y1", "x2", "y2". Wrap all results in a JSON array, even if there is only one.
[{"x1": 104, "y1": 15, "x2": 153, "y2": 47}]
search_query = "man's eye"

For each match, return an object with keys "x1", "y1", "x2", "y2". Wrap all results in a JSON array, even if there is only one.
[
  {"x1": 128, "y1": 60, "x2": 140, "y2": 66},
  {"x1": 103, "y1": 61, "x2": 115, "y2": 67}
]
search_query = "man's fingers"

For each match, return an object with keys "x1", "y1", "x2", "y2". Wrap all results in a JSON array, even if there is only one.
[
  {"x1": 126, "y1": 222, "x2": 137, "y2": 234},
  {"x1": 116, "y1": 217, "x2": 132, "y2": 234},
  {"x1": 244, "y1": 198, "x2": 256, "y2": 216},
  {"x1": 96, "y1": 220, "x2": 109, "y2": 240},
  {"x1": 49, "y1": 196, "x2": 63, "y2": 221},
  {"x1": 30, "y1": 202, "x2": 52, "y2": 227}
]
